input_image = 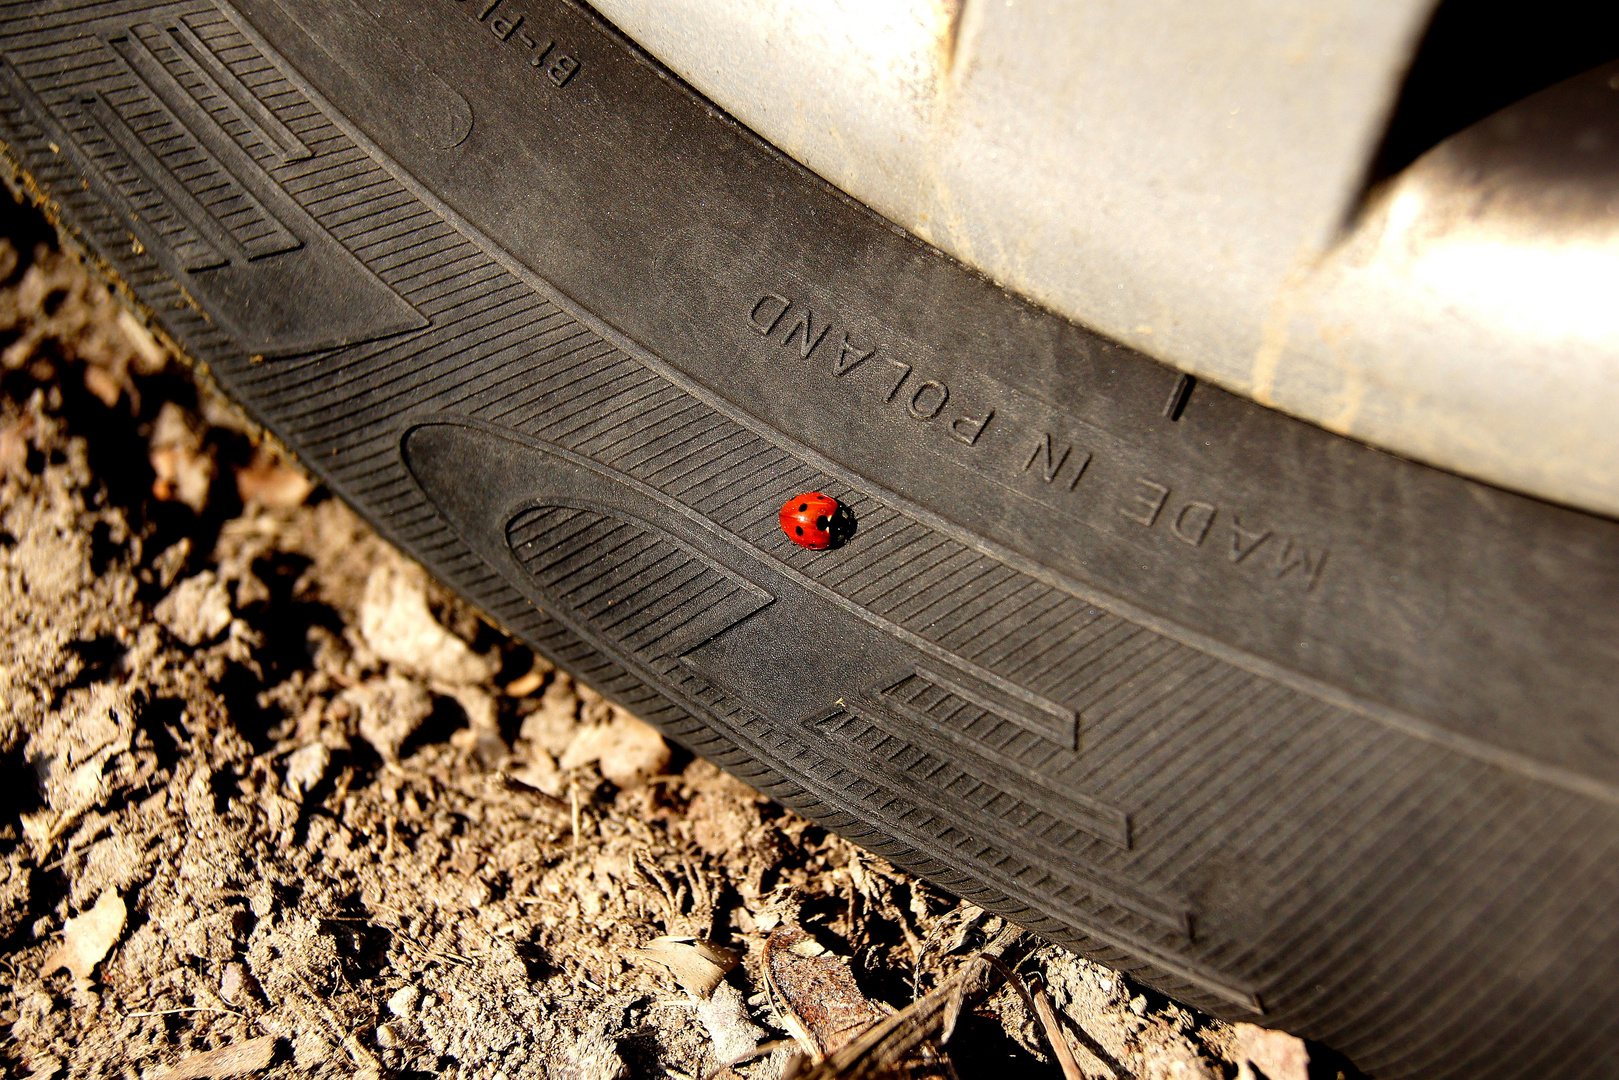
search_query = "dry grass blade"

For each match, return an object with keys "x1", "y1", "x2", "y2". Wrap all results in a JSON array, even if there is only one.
[
  {"x1": 794, "y1": 925, "x2": 1028, "y2": 1080},
  {"x1": 1032, "y1": 980, "x2": 1088, "y2": 1080}
]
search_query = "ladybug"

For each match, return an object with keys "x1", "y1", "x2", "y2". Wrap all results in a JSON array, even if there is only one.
[{"x1": 780, "y1": 491, "x2": 842, "y2": 550}]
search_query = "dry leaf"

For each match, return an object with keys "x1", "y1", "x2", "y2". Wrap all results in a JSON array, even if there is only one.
[
  {"x1": 156, "y1": 1035, "x2": 276, "y2": 1079},
  {"x1": 1031, "y1": 981, "x2": 1089, "y2": 1080},
  {"x1": 634, "y1": 935, "x2": 739, "y2": 997},
  {"x1": 763, "y1": 925, "x2": 887, "y2": 1059},
  {"x1": 42, "y1": 889, "x2": 125, "y2": 980}
]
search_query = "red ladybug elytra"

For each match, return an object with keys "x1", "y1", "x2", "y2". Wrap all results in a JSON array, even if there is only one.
[{"x1": 780, "y1": 492, "x2": 840, "y2": 550}]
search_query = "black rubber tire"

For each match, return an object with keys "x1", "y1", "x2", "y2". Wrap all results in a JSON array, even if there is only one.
[{"x1": 4, "y1": 3, "x2": 1618, "y2": 1075}]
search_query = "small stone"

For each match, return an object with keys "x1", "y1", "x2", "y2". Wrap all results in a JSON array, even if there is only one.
[
  {"x1": 386, "y1": 984, "x2": 419, "y2": 1017},
  {"x1": 1129, "y1": 995, "x2": 1148, "y2": 1016},
  {"x1": 249, "y1": 883, "x2": 276, "y2": 919},
  {"x1": 154, "y1": 571, "x2": 234, "y2": 646},
  {"x1": 358, "y1": 559, "x2": 494, "y2": 684},
  {"x1": 559, "y1": 710, "x2": 670, "y2": 788},
  {"x1": 699, "y1": 981, "x2": 767, "y2": 1066},
  {"x1": 284, "y1": 743, "x2": 330, "y2": 798},
  {"x1": 151, "y1": 538, "x2": 191, "y2": 588},
  {"x1": 518, "y1": 672, "x2": 580, "y2": 756},
  {"x1": 375, "y1": 1022, "x2": 404, "y2": 1049},
  {"x1": 451, "y1": 685, "x2": 508, "y2": 767},
  {"x1": 148, "y1": 402, "x2": 214, "y2": 513},
  {"x1": 234, "y1": 446, "x2": 313, "y2": 509},
  {"x1": 1235, "y1": 1023, "x2": 1310, "y2": 1080},
  {"x1": 20, "y1": 1054, "x2": 62, "y2": 1080},
  {"x1": 505, "y1": 750, "x2": 563, "y2": 797},
  {"x1": 564, "y1": 1029, "x2": 628, "y2": 1080},
  {"x1": 346, "y1": 675, "x2": 434, "y2": 762},
  {"x1": 0, "y1": 414, "x2": 35, "y2": 479},
  {"x1": 219, "y1": 961, "x2": 261, "y2": 1005},
  {"x1": 291, "y1": 1030, "x2": 330, "y2": 1069}
]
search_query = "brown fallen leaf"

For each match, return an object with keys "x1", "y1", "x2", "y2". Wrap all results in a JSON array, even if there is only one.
[
  {"x1": 794, "y1": 924, "x2": 1030, "y2": 1080},
  {"x1": 42, "y1": 889, "x2": 126, "y2": 981},
  {"x1": 155, "y1": 1035, "x2": 276, "y2": 1080},
  {"x1": 763, "y1": 925, "x2": 888, "y2": 1060}
]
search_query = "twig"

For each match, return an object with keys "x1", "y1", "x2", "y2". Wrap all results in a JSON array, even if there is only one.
[{"x1": 569, "y1": 781, "x2": 580, "y2": 852}]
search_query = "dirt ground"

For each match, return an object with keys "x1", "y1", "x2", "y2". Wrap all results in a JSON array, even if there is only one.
[{"x1": 0, "y1": 194, "x2": 1330, "y2": 1080}]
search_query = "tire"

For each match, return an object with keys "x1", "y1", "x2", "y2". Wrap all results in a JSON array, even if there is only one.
[{"x1": 3, "y1": 3, "x2": 1617, "y2": 1076}]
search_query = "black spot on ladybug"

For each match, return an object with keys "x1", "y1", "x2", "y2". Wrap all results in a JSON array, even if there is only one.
[
  {"x1": 799, "y1": 503, "x2": 808, "y2": 512},
  {"x1": 796, "y1": 526, "x2": 804, "y2": 535},
  {"x1": 816, "y1": 516, "x2": 828, "y2": 530}
]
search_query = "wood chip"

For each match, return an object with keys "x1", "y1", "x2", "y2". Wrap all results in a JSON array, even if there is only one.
[
  {"x1": 154, "y1": 1035, "x2": 276, "y2": 1080},
  {"x1": 503, "y1": 668, "x2": 546, "y2": 697}
]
